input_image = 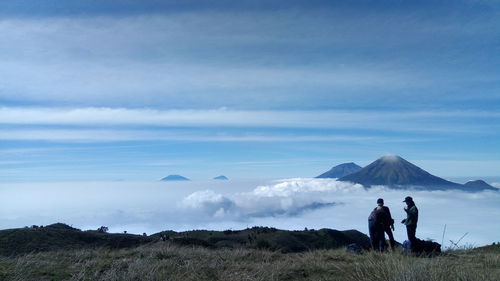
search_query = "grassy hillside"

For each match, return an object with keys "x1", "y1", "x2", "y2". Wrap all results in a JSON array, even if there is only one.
[
  {"x1": 1, "y1": 224, "x2": 498, "y2": 280},
  {"x1": 0, "y1": 224, "x2": 370, "y2": 255},
  {"x1": 0, "y1": 223, "x2": 152, "y2": 256},
  {"x1": 0, "y1": 242, "x2": 498, "y2": 281},
  {"x1": 153, "y1": 227, "x2": 371, "y2": 253}
]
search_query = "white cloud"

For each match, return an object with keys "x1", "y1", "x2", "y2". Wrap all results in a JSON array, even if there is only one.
[
  {"x1": 179, "y1": 179, "x2": 360, "y2": 219},
  {"x1": 181, "y1": 190, "x2": 235, "y2": 218},
  {"x1": 251, "y1": 178, "x2": 363, "y2": 197}
]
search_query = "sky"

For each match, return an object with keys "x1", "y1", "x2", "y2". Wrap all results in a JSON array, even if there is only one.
[{"x1": 1, "y1": 0, "x2": 500, "y2": 181}]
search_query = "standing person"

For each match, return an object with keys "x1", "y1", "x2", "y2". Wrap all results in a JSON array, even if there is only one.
[
  {"x1": 368, "y1": 201, "x2": 387, "y2": 251},
  {"x1": 401, "y1": 196, "x2": 418, "y2": 248},
  {"x1": 377, "y1": 198, "x2": 396, "y2": 250}
]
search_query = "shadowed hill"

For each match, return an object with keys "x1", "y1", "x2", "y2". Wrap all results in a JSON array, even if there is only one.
[
  {"x1": 316, "y1": 162, "x2": 362, "y2": 178},
  {"x1": 464, "y1": 180, "x2": 496, "y2": 190},
  {"x1": 152, "y1": 227, "x2": 371, "y2": 253},
  {"x1": 0, "y1": 224, "x2": 370, "y2": 256},
  {"x1": 0, "y1": 223, "x2": 152, "y2": 256}
]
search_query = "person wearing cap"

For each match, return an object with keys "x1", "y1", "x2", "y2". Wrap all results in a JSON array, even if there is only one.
[
  {"x1": 377, "y1": 198, "x2": 396, "y2": 250},
  {"x1": 401, "y1": 196, "x2": 418, "y2": 247}
]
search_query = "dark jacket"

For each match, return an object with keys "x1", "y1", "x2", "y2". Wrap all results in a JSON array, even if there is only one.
[{"x1": 369, "y1": 206, "x2": 389, "y2": 227}]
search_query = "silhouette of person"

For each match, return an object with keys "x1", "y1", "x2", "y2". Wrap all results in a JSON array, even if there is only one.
[
  {"x1": 368, "y1": 201, "x2": 387, "y2": 251},
  {"x1": 401, "y1": 196, "x2": 418, "y2": 248},
  {"x1": 377, "y1": 198, "x2": 395, "y2": 250}
]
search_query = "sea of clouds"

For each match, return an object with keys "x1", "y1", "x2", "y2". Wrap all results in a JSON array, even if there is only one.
[{"x1": 1, "y1": 178, "x2": 498, "y2": 248}]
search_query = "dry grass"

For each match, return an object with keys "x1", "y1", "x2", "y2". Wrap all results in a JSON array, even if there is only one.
[{"x1": 0, "y1": 242, "x2": 498, "y2": 281}]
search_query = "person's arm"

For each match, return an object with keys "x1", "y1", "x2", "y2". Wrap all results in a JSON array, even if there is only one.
[
  {"x1": 385, "y1": 207, "x2": 395, "y2": 230},
  {"x1": 386, "y1": 208, "x2": 393, "y2": 222}
]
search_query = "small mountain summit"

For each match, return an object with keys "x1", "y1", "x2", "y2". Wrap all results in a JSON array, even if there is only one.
[
  {"x1": 161, "y1": 175, "x2": 190, "y2": 181},
  {"x1": 464, "y1": 180, "x2": 496, "y2": 190},
  {"x1": 213, "y1": 175, "x2": 229, "y2": 180},
  {"x1": 316, "y1": 162, "x2": 362, "y2": 178},
  {"x1": 338, "y1": 155, "x2": 463, "y2": 190}
]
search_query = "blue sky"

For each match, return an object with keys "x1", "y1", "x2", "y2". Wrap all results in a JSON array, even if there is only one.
[{"x1": 1, "y1": 0, "x2": 500, "y2": 181}]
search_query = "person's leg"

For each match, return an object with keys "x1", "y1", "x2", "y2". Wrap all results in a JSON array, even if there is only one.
[
  {"x1": 406, "y1": 225, "x2": 412, "y2": 241},
  {"x1": 408, "y1": 225, "x2": 417, "y2": 243},
  {"x1": 372, "y1": 225, "x2": 384, "y2": 252},
  {"x1": 406, "y1": 225, "x2": 412, "y2": 246},
  {"x1": 406, "y1": 225, "x2": 417, "y2": 252},
  {"x1": 369, "y1": 221, "x2": 377, "y2": 250},
  {"x1": 385, "y1": 228, "x2": 395, "y2": 250},
  {"x1": 378, "y1": 237, "x2": 385, "y2": 252},
  {"x1": 379, "y1": 228, "x2": 386, "y2": 252}
]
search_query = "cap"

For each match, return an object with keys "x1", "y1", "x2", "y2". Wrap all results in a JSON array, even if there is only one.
[
  {"x1": 403, "y1": 196, "x2": 413, "y2": 202},
  {"x1": 377, "y1": 198, "x2": 384, "y2": 204}
]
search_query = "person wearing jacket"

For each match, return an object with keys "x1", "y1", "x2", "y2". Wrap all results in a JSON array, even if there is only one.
[
  {"x1": 401, "y1": 196, "x2": 418, "y2": 247},
  {"x1": 377, "y1": 198, "x2": 395, "y2": 250},
  {"x1": 368, "y1": 200, "x2": 388, "y2": 251}
]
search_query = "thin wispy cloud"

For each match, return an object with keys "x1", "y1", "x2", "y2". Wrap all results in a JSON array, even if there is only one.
[
  {"x1": 2, "y1": 107, "x2": 499, "y2": 132},
  {"x1": 0, "y1": 128, "x2": 379, "y2": 143},
  {"x1": 1, "y1": 7, "x2": 498, "y2": 109},
  {"x1": 0, "y1": 60, "x2": 424, "y2": 108}
]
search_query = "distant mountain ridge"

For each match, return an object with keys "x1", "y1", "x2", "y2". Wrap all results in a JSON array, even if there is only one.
[
  {"x1": 161, "y1": 175, "x2": 190, "y2": 181},
  {"x1": 213, "y1": 175, "x2": 229, "y2": 180},
  {"x1": 464, "y1": 180, "x2": 496, "y2": 190},
  {"x1": 338, "y1": 155, "x2": 496, "y2": 191},
  {"x1": 316, "y1": 162, "x2": 362, "y2": 178}
]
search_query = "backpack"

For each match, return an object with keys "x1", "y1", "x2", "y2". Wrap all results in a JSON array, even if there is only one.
[
  {"x1": 368, "y1": 209, "x2": 377, "y2": 221},
  {"x1": 403, "y1": 240, "x2": 412, "y2": 253},
  {"x1": 413, "y1": 239, "x2": 441, "y2": 255}
]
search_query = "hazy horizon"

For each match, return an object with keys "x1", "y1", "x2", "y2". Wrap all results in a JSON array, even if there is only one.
[{"x1": 1, "y1": 178, "x2": 499, "y2": 248}]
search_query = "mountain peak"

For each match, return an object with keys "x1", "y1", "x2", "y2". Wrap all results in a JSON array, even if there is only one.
[
  {"x1": 213, "y1": 175, "x2": 229, "y2": 180},
  {"x1": 316, "y1": 162, "x2": 362, "y2": 178},
  {"x1": 464, "y1": 180, "x2": 496, "y2": 190},
  {"x1": 161, "y1": 175, "x2": 190, "y2": 181},
  {"x1": 379, "y1": 154, "x2": 402, "y2": 162},
  {"x1": 339, "y1": 155, "x2": 462, "y2": 190}
]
